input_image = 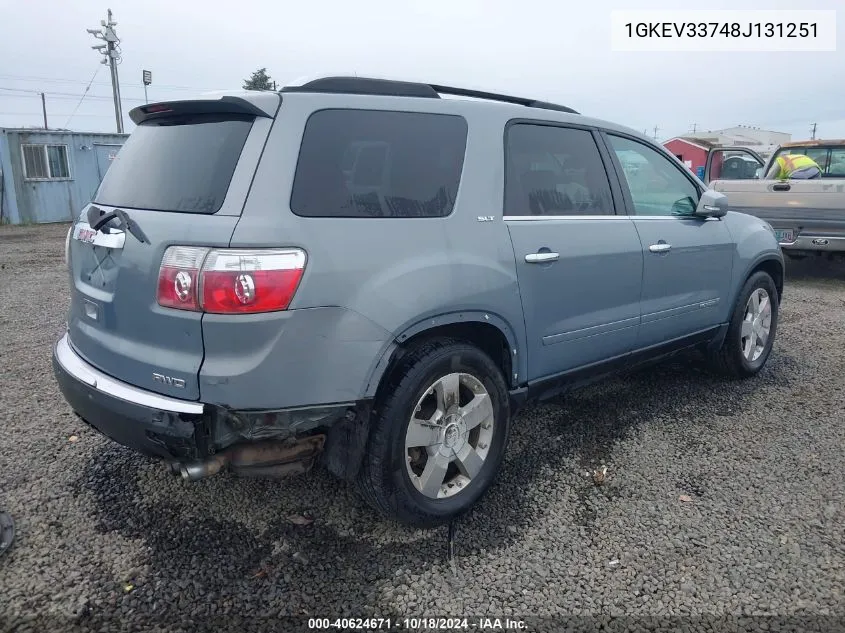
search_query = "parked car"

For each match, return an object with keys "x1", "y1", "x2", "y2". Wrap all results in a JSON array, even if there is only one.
[
  {"x1": 53, "y1": 76, "x2": 784, "y2": 527},
  {"x1": 704, "y1": 141, "x2": 845, "y2": 260}
]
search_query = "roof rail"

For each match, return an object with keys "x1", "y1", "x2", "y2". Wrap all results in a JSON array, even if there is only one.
[
  {"x1": 281, "y1": 76, "x2": 579, "y2": 115},
  {"x1": 429, "y1": 84, "x2": 579, "y2": 114}
]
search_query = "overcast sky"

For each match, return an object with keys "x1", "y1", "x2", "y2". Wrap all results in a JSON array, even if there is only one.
[{"x1": 1, "y1": 0, "x2": 842, "y2": 142}]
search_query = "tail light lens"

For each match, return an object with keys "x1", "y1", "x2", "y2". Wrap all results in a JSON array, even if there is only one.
[
  {"x1": 157, "y1": 246, "x2": 306, "y2": 314},
  {"x1": 157, "y1": 246, "x2": 208, "y2": 311},
  {"x1": 201, "y1": 249, "x2": 306, "y2": 314}
]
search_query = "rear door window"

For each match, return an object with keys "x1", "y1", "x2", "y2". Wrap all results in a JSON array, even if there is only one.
[
  {"x1": 504, "y1": 123, "x2": 615, "y2": 216},
  {"x1": 94, "y1": 114, "x2": 254, "y2": 214},
  {"x1": 290, "y1": 110, "x2": 468, "y2": 218}
]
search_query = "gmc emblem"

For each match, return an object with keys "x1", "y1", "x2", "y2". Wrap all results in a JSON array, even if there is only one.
[{"x1": 152, "y1": 373, "x2": 186, "y2": 389}]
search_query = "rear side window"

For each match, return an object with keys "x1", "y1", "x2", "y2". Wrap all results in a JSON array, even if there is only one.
[
  {"x1": 94, "y1": 114, "x2": 254, "y2": 214},
  {"x1": 290, "y1": 109, "x2": 468, "y2": 218},
  {"x1": 504, "y1": 123, "x2": 614, "y2": 216}
]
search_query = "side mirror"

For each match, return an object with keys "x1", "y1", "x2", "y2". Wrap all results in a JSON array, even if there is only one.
[{"x1": 695, "y1": 189, "x2": 728, "y2": 218}]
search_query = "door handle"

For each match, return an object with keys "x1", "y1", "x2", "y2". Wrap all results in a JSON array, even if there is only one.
[
  {"x1": 525, "y1": 252, "x2": 560, "y2": 263},
  {"x1": 772, "y1": 183, "x2": 790, "y2": 191},
  {"x1": 649, "y1": 243, "x2": 672, "y2": 253}
]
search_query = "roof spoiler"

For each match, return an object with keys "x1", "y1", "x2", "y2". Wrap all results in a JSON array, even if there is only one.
[{"x1": 129, "y1": 96, "x2": 273, "y2": 125}]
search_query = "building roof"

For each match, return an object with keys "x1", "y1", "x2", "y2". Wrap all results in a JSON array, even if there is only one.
[
  {"x1": 781, "y1": 138, "x2": 845, "y2": 148},
  {"x1": 663, "y1": 136, "x2": 720, "y2": 150},
  {"x1": 707, "y1": 125, "x2": 789, "y2": 136},
  {"x1": 0, "y1": 127, "x2": 129, "y2": 137}
]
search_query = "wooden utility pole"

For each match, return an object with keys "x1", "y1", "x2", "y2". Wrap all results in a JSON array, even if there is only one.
[
  {"x1": 88, "y1": 9, "x2": 124, "y2": 133},
  {"x1": 40, "y1": 92, "x2": 47, "y2": 129}
]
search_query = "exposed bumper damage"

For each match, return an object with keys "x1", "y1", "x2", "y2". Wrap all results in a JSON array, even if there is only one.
[{"x1": 52, "y1": 333, "x2": 371, "y2": 482}]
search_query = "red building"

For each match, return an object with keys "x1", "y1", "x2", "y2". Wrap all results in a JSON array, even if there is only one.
[{"x1": 663, "y1": 137, "x2": 716, "y2": 175}]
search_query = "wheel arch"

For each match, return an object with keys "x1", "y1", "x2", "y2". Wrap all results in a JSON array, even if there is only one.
[
  {"x1": 363, "y1": 311, "x2": 524, "y2": 401},
  {"x1": 740, "y1": 254, "x2": 784, "y2": 307}
]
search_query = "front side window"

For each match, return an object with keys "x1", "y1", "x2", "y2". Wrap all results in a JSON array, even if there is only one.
[
  {"x1": 607, "y1": 135, "x2": 700, "y2": 216},
  {"x1": 504, "y1": 124, "x2": 614, "y2": 216},
  {"x1": 290, "y1": 109, "x2": 468, "y2": 218},
  {"x1": 21, "y1": 144, "x2": 71, "y2": 180},
  {"x1": 708, "y1": 149, "x2": 763, "y2": 180}
]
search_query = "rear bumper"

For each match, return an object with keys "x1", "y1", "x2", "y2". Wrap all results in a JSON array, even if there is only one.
[
  {"x1": 780, "y1": 234, "x2": 845, "y2": 253},
  {"x1": 53, "y1": 333, "x2": 208, "y2": 461},
  {"x1": 53, "y1": 333, "x2": 351, "y2": 463}
]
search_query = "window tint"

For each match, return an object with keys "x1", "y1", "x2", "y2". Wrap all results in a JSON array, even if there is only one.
[
  {"x1": 608, "y1": 135, "x2": 700, "y2": 216},
  {"x1": 504, "y1": 124, "x2": 614, "y2": 216},
  {"x1": 290, "y1": 110, "x2": 468, "y2": 218},
  {"x1": 94, "y1": 114, "x2": 254, "y2": 214}
]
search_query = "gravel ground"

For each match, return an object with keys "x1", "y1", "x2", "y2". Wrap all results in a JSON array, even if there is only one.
[{"x1": 0, "y1": 223, "x2": 843, "y2": 633}]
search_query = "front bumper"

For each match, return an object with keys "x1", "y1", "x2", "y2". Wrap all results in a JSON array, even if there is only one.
[{"x1": 52, "y1": 333, "x2": 351, "y2": 463}]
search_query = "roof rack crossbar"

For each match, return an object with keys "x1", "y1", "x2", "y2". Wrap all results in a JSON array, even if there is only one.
[{"x1": 281, "y1": 76, "x2": 579, "y2": 115}]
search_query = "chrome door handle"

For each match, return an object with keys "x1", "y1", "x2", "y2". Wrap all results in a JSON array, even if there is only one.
[
  {"x1": 525, "y1": 252, "x2": 560, "y2": 263},
  {"x1": 649, "y1": 243, "x2": 671, "y2": 253}
]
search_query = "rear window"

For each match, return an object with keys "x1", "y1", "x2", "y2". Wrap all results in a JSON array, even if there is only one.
[
  {"x1": 94, "y1": 114, "x2": 254, "y2": 214},
  {"x1": 290, "y1": 109, "x2": 468, "y2": 218}
]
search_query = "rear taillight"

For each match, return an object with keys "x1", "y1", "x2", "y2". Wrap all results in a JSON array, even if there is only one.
[
  {"x1": 157, "y1": 246, "x2": 208, "y2": 311},
  {"x1": 156, "y1": 246, "x2": 306, "y2": 314},
  {"x1": 200, "y1": 250, "x2": 306, "y2": 314}
]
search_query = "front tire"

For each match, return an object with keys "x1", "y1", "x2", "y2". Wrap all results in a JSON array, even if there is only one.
[
  {"x1": 708, "y1": 271, "x2": 779, "y2": 378},
  {"x1": 357, "y1": 338, "x2": 510, "y2": 528}
]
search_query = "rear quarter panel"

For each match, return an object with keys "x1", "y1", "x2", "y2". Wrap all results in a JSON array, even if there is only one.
[{"x1": 209, "y1": 94, "x2": 527, "y2": 409}]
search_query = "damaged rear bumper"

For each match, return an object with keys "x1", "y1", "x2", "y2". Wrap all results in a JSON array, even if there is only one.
[{"x1": 52, "y1": 333, "x2": 357, "y2": 476}]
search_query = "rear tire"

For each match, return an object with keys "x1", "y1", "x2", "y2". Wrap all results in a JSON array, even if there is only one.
[
  {"x1": 708, "y1": 271, "x2": 779, "y2": 378},
  {"x1": 357, "y1": 338, "x2": 510, "y2": 528}
]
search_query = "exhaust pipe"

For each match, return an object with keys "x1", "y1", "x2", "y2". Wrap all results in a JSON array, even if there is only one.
[
  {"x1": 180, "y1": 455, "x2": 227, "y2": 481},
  {"x1": 178, "y1": 435, "x2": 326, "y2": 482}
]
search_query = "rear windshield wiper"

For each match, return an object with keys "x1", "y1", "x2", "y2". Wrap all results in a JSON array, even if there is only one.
[{"x1": 87, "y1": 206, "x2": 150, "y2": 245}]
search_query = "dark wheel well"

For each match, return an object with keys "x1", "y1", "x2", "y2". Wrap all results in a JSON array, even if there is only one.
[
  {"x1": 379, "y1": 323, "x2": 514, "y2": 398},
  {"x1": 750, "y1": 258, "x2": 784, "y2": 304}
]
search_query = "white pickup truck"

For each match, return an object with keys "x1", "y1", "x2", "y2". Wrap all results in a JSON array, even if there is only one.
[{"x1": 703, "y1": 140, "x2": 845, "y2": 260}]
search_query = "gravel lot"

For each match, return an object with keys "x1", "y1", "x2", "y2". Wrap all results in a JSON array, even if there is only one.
[{"x1": 1, "y1": 223, "x2": 843, "y2": 632}]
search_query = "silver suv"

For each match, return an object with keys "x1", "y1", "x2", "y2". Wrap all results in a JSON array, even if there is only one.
[{"x1": 53, "y1": 76, "x2": 784, "y2": 527}]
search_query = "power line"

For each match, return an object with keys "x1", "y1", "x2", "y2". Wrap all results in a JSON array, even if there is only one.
[
  {"x1": 64, "y1": 66, "x2": 102, "y2": 128},
  {"x1": 0, "y1": 73, "x2": 224, "y2": 93},
  {"x1": 0, "y1": 112, "x2": 114, "y2": 117},
  {"x1": 0, "y1": 87, "x2": 148, "y2": 103}
]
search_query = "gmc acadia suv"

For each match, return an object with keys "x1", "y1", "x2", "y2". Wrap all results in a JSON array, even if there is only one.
[{"x1": 53, "y1": 76, "x2": 784, "y2": 527}]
